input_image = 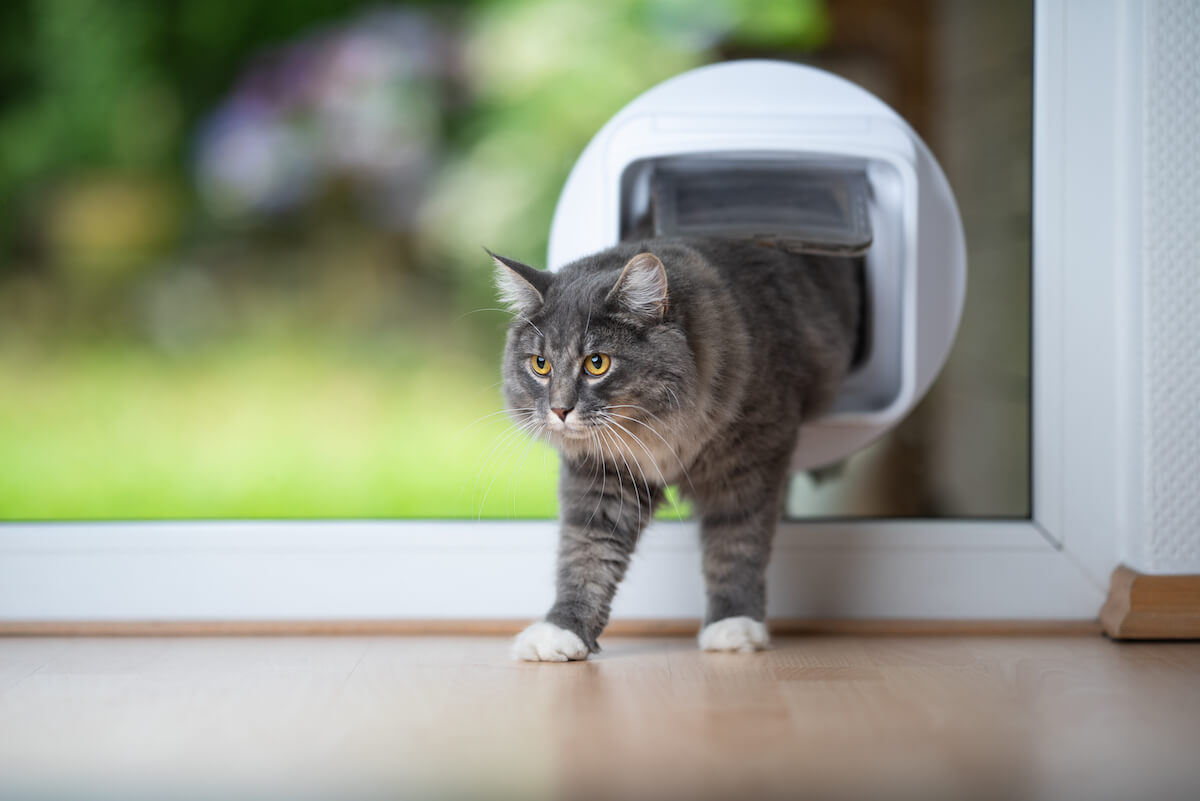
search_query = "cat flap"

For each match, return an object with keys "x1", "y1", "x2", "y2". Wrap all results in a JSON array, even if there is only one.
[
  {"x1": 648, "y1": 157, "x2": 873, "y2": 256},
  {"x1": 549, "y1": 61, "x2": 967, "y2": 469}
]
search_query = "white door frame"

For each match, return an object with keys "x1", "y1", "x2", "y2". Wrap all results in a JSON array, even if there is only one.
[{"x1": 0, "y1": 0, "x2": 1130, "y2": 624}]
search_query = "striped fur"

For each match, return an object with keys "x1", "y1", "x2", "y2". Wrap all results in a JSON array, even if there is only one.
[{"x1": 496, "y1": 238, "x2": 862, "y2": 656}]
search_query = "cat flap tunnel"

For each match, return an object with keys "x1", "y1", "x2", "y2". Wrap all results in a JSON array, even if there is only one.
[{"x1": 548, "y1": 60, "x2": 966, "y2": 470}]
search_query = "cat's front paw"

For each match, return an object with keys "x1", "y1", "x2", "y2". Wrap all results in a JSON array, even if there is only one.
[
  {"x1": 698, "y1": 616, "x2": 769, "y2": 653},
  {"x1": 511, "y1": 621, "x2": 590, "y2": 662}
]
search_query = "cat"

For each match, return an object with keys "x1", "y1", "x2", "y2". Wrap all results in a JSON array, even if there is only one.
[{"x1": 492, "y1": 237, "x2": 862, "y2": 660}]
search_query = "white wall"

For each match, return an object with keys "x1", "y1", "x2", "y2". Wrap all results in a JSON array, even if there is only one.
[{"x1": 1118, "y1": 0, "x2": 1200, "y2": 575}]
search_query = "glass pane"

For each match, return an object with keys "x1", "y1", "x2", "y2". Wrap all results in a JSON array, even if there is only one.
[
  {"x1": 0, "y1": 0, "x2": 1029, "y2": 521},
  {"x1": 785, "y1": 0, "x2": 1032, "y2": 518}
]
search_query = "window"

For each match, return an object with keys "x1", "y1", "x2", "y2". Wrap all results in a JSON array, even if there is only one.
[
  {"x1": 0, "y1": 0, "x2": 1030, "y2": 522},
  {"x1": 0, "y1": 0, "x2": 1129, "y2": 625}
]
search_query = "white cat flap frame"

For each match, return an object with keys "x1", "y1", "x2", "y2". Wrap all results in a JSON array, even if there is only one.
[
  {"x1": 548, "y1": 60, "x2": 967, "y2": 470},
  {"x1": 0, "y1": 0, "x2": 1149, "y2": 626}
]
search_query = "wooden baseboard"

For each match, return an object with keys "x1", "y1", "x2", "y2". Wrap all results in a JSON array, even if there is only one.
[
  {"x1": 0, "y1": 618, "x2": 1101, "y2": 637},
  {"x1": 1101, "y1": 565, "x2": 1200, "y2": 639}
]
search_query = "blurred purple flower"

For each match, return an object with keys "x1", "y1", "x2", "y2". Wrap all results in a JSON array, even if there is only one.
[{"x1": 194, "y1": 8, "x2": 450, "y2": 229}]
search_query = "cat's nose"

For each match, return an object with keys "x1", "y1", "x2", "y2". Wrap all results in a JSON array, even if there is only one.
[{"x1": 551, "y1": 407, "x2": 573, "y2": 422}]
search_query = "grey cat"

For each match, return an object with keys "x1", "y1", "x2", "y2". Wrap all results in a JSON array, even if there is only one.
[{"x1": 493, "y1": 238, "x2": 861, "y2": 660}]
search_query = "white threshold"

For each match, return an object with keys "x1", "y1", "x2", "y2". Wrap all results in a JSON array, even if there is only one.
[{"x1": 0, "y1": 520, "x2": 1105, "y2": 622}]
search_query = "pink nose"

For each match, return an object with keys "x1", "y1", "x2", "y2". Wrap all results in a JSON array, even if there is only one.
[{"x1": 551, "y1": 407, "x2": 572, "y2": 421}]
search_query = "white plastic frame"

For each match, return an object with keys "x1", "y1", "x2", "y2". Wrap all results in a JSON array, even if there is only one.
[
  {"x1": 546, "y1": 61, "x2": 967, "y2": 471},
  {"x1": 0, "y1": 0, "x2": 1131, "y2": 624}
]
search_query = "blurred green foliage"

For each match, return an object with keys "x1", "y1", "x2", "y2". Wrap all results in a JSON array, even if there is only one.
[
  {"x1": 428, "y1": 0, "x2": 830, "y2": 287},
  {"x1": 0, "y1": 0, "x2": 380, "y2": 178},
  {"x1": 0, "y1": 0, "x2": 828, "y2": 519}
]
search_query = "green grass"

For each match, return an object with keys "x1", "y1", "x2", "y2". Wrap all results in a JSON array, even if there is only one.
[{"x1": 0, "y1": 340, "x2": 562, "y2": 520}]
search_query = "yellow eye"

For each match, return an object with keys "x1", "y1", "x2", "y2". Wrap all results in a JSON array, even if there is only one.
[
  {"x1": 583, "y1": 353, "x2": 611, "y2": 376},
  {"x1": 530, "y1": 355, "x2": 551, "y2": 375}
]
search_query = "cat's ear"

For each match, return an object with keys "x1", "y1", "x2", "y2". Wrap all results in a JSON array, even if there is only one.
[
  {"x1": 607, "y1": 252, "x2": 668, "y2": 321},
  {"x1": 488, "y1": 249, "x2": 550, "y2": 315}
]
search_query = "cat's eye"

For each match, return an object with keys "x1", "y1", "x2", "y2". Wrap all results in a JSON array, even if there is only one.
[
  {"x1": 530, "y1": 355, "x2": 551, "y2": 376},
  {"x1": 583, "y1": 353, "x2": 611, "y2": 376}
]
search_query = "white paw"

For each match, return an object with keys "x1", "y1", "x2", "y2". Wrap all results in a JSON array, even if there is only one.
[
  {"x1": 511, "y1": 621, "x2": 590, "y2": 662},
  {"x1": 698, "y1": 616, "x2": 769, "y2": 653}
]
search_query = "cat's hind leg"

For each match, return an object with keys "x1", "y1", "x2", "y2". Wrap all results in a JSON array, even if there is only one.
[
  {"x1": 696, "y1": 448, "x2": 791, "y2": 653},
  {"x1": 698, "y1": 615, "x2": 769, "y2": 652}
]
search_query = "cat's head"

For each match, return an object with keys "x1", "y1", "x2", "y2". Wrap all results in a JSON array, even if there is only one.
[{"x1": 491, "y1": 248, "x2": 694, "y2": 453}]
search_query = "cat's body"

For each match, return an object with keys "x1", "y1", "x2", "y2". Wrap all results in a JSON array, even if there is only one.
[{"x1": 493, "y1": 238, "x2": 861, "y2": 660}]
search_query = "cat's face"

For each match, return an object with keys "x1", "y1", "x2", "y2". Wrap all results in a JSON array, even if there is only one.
[{"x1": 494, "y1": 250, "x2": 694, "y2": 454}]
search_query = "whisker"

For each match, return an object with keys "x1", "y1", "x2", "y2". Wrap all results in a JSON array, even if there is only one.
[
  {"x1": 454, "y1": 306, "x2": 543, "y2": 337},
  {"x1": 620, "y1": 428, "x2": 645, "y2": 534},
  {"x1": 456, "y1": 413, "x2": 534, "y2": 511},
  {"x1": 598, "y1": 428, "x2": 624, "y2": 536},
  {"x1": 601, "y1": 424, "x2": 644, "y2": 535},
  {"x1": 477, "y1": 418, "x2": 543, "y2": 519},
  {"x1": 603, "y1": 415, "x2": 684, "y2": 523},
  {"x1": 505, "y1": 425, "x2": 542, "y2": 518},
  {"x1": 600, "y1": 426, "x2": 641, "y2": 518},
  {"x1": 583, "y1": 428, "x2": 609, "y2": 532},
  {"x1": 518, "y1": 315, "x2": 544, "y2": 338},
  {"x1": 451, "y1": 407, "x2": 538, "y2": 446},
  {"x1": 600, "y1": 429, "x2": 638, "y2": 534},
  {"x1": 469, "y1": 425, "x2": 524, "y2": 518},
  {"x1": 471, "y1": 417, "x2": 540, "y2": 517},
  {"x1": 540, "y1": 430, "x2": 551, "y2": 501},
  {"x1": 605, "y1": 404, "x2": 679, "y2": 435},
  {"x1": 574, "y1": 429, "x2": 604, "y2": 507},
  {"x1": 625, "y1": 432, "x2": 656, "y2": 542},
  {"x1": 601, "y1": 416, "x2": 672, "y2": 492},
  {"x1": 604, "y1": 411, "x2": 697, "y2": 498},
  {"x1": 454, "y1": 307, "x2": 515, "y2": 322}
]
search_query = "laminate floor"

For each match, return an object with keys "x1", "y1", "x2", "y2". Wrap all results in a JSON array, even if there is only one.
[{"x1": 1, "y1": 635, "x2": 1199, "y2": 801}]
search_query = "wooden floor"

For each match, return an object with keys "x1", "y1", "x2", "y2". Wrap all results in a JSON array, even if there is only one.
[{"x1": 1, "y1": 635, "x2": 1199, "y2": 801}]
